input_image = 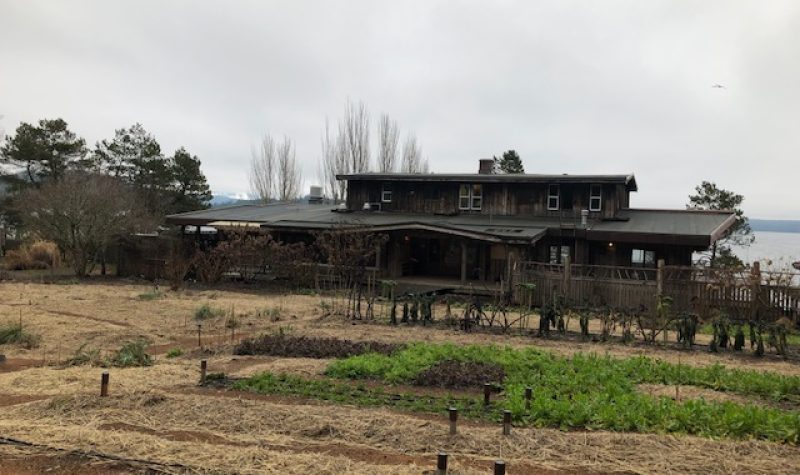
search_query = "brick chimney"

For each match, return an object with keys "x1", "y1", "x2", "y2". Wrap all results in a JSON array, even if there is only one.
[{"x1": 478, "y1": 159, "x2": 494, "y2": 175}]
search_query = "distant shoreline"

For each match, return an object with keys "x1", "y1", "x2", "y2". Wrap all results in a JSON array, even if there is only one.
[{"x1": 750, "y1": 219, "x2": 800, "y2": 234}]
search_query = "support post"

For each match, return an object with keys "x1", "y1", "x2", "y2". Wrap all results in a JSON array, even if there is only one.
[
  {"x1": 436, "y1": 451, "x2": 448, "y2": 475},
  {"x1": 100, "y1": 371, "x2": 109, "y2": 397},
  {"x1": 200, "y1": 360, "x2": 208, "y2": 385},
  {"x1": 525, "y1": 387, "x2": 533, "y2": 410},
  {"x1": 448, "y1": 407, "x2": 458, "y2": 435},
  {"x1": 502, "y1": 410, "x2": 512, "y2": 435},
  {"x1": 563, "y1": 255, "x2": 571, "y2": 303},
  {"x1": 483, "y1": 383, "x2": 492, "y2": 406},
  {"x1": 656, "y1": 259, "x2": 665, "y2": 297},
  {"x1": 460, "y1": 241, "x2": 468, "y2": 283},
  {"x1": 494, "y1": 460, "x2": 506, "y2": 475}
]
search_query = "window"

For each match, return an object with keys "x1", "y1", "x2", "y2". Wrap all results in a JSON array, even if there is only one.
[
  {"x1": 631, "y1": 249, "x2": 656, "y2": 267},
  {"x1": 381, "y1": 183, "x2": 392, "y2": 203},
  {"x1": 459, "y1": 183, "x2": 482, "y2": 210},
  {"x1": 549, "y1": 245, "x2": 570, "y2": 264},
  {"x1": 547, "y1": 184, "x2": 560, "y2": 210},
  {"x1": 589, "y1": 184, "x2": 602, "y2": 212}
]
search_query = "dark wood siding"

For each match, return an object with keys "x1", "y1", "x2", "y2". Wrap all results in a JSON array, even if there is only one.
[{"x1": 345, "y1": 179, "x2": 626, "y2": 218}]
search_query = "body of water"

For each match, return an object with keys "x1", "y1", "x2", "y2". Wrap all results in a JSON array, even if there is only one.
[{"x1": 729, "y1": 231, "x2": 800, "y2": 270}]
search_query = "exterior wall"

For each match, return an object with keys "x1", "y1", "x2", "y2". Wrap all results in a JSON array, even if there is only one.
[{"x1": 346, "y1": 180, "x2": 628, "y2": 219}]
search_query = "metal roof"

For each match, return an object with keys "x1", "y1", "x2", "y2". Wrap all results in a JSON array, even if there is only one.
[
  {"x1": 336, "y1": 172, "x2": 638, "y2": 191},
  {"x1": 166, "y1": 204, "x2": 734, "y2": 246}
]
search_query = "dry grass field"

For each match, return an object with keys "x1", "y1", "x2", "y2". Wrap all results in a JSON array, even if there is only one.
[{"x1": 1, "y1": 279, "x2": 800, "y2": 474}]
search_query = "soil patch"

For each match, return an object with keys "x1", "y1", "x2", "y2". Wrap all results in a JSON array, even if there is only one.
[
  {"x1": 413, "y1": 360, "x2": 505, "y2": 389},
  {"x1": 234, "y1": 333, "x2": 402, "y2": 358},
  {"x1": 637, "y1": 383, "x2": 791, "y2": 409},
  {"x1": 0, "y1": 358, "x2": 42, "y2": 374},
  {"x1": 0, "y1": 394, "x2": 48, "y2": 408},
  {"x1": 0, "y1": 452, "x2": 135, "y2": 475}
]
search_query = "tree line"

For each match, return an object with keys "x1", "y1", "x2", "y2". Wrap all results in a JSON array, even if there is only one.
[
  {"x1": 0, "y1": 118, "x2": 212, "y2": 275},
  {"x1": 249, "y1": 99, "x2": 432, "y2": 204}
]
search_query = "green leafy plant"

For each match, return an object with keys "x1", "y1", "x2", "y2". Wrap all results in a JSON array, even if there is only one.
[
  {"x1": 109, "y1": 340, "x2": 153, "y2": 367},
  {"x1": 138, "y1": 290, "x2": 164, "y2": 301},
  {"x1": 165, "y1": 348, "x2": 183, "y2": 358}
]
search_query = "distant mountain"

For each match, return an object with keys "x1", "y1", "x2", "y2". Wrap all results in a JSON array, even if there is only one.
[
  {"x1": 750, "y1": 219, "x2": 800, "y2": 234},
  {"x1": 210, "y1": 193, "x2": 255, "y2": 207}
]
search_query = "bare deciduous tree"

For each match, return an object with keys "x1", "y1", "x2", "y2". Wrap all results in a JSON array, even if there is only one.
[
  {"x1": 15, "y1": 172, "x2": 153, "y2": 276},
  {"x1": 275, "y1": 136, "x2": 302, "y2": 201},
  {"x1": 320, "y1": 118, "x2": 347, "y2": 202},
  {"x1": 341, "y1": 98, "x2": 370, "y2": 173},
  {"x1": 377, "y1": 114, "x2": 399, "y2": 172},
  {"x1": 249, "y1": 134, "x2": 276, "y2": 203},
  {"x1": 400, "y1": 133, "x2": 429, "y2": 173}
]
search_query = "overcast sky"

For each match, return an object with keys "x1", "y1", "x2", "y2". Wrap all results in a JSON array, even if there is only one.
[{"x1": 1, "y1": 1, "x2": 798, "y2": 218}]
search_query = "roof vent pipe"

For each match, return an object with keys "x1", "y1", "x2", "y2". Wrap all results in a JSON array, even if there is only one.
[
  {"x1": 581, "y1": 209, "x2": 589, "y2": 227},
  {"x1": 478, "y1": 159, "x2": 494, "y2": 175}
]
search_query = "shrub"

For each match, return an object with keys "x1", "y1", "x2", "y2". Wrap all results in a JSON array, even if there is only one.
[
  {"x1": 165, "y1": 348, "x2": 183, "y2": 358},
  {"x1": 195, "y1": 304, "x2": 225, "y2": 321},
  {"x1": 0, "y1": 323, "x2": 41, "y2": 349},
  {"x1": 109, "y1": 340, "x2": 153, "y2": 367},
  {"x1": 256, "y1": 306, "x2": 282, "y2": 321},
  {"x1": 65, "y1": 344, "x2": 103, "y2": 366},
  {"x1": 2, "y1": 241, "x2": 60, "y2": 271}
]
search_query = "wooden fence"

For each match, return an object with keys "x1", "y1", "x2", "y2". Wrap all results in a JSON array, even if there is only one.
[{"x1": 514, "y1": 260, "x2": 800, "y2": 323}]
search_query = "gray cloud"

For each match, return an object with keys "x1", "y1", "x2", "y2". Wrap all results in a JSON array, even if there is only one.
[{"x1": 1, "y1": 0, "x2": 798, "y2": 218}]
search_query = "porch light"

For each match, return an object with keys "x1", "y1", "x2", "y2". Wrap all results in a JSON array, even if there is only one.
[{"x1": 608, "y1": 242, "x2": 614, "y2": 248}]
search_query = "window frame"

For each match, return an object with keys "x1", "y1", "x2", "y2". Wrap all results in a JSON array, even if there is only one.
[
  {"x1": 631, "y1": 249, "x2": 656, "y2": 267},
  {"x1": 549, "y1": 245, "x2": 571, "y2": 264},
  {"x1": 381, "y1": 182, "x2": 393, "y2": 203},
  {"x1": 547, "y1": 184, "x2": 560, "y2": 211},
  {"x1": 589, "y1": 184, "x2": 602, "y2": 212},
  {"x1": 459, "y1": 183, "x2": 482, "y2": 211}
]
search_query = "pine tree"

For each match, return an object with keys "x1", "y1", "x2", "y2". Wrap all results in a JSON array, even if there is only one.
[
  {"x1": 171, "y1": 147, "x2": 212, "y2": 213},
  {"x1": 493, "y1": 150, "x2": 524, "y2": 174}
]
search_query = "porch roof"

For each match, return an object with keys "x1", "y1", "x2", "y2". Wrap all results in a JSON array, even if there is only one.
[{"x1": 166, "y1": 203, "x2": 734, "y2": 247}]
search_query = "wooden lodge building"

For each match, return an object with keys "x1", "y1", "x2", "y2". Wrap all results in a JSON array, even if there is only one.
[{"x1": 166, "y1": 160, "x2": 736, "y2": 285}]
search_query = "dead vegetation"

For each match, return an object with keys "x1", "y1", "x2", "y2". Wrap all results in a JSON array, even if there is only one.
[
  {"x1": 1, "y1": 281, "x2": 800, "y2": 474},
  {"x1": 412, "y1": 360, "x2": 505, "y2": 389},
  {"x1": 233, "y1": 332, "x2": 402, "y2": 359}
]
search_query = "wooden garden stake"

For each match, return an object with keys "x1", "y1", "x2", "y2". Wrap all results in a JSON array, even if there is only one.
[
  {"x1": 502, "y1": 410, "x2": 512, "y2": 435},
  {"x1": 436, "y1": 451, "x2": 448, "y2": 475},
  {"x1": 494, "y1": 460, "x2": 506, "y2": 475},
  {"x1": 197, "y1": 324, "x2": 203, "y2": 348},
  {"x1": 525, "y1": 387, "x2": 533, "y2": 410},
  {"x1": 448, "y1": 407, "x2": 458, "y2": 435},
  {"x1": 200, "y1": 360, "x2": 207, "y2": 385},
  {"x1": 483, "y1": 383, "x2": 492, "y2": 406},
  {"x1": 100, "y1": 371, "x2": 109, "y2": 397}
]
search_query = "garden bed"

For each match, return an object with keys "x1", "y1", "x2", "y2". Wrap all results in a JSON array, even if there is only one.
[{"x1": 233, "y1": 333, "x2": 402, "y2": 359}]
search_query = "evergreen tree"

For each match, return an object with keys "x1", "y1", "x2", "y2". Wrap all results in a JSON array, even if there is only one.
[
  {"x1": 687, "y1": 181, "x2": 753, "y2": 267},
  {"x1": 493, "y1": 150, "x2": 524, "y2": 174},
  {"x1": 0, "y1": 118, "x2": 87, "y2": 187},
  {"x1": 171, "y1": 147, "x2": 212, "y2": 213}
]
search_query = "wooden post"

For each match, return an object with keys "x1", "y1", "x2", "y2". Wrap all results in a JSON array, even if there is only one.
[
  {"x1": 494, "y1": 460, "x2": 506, "y2": 475},
  {"x1": 483, "y1": 383, "x2": 492, "y2": 406},
  {"x1": 448, "y1": 407, "x2": 458, "y2": 435},
  {"x1": 525, "y1": 387, "x2": 533, "y2": 410},
  {"x1": 563, "y1": 255, "x2": 571, "y2": 301},
  {"x1": 502, "y1": 410, "x2": 512, "y2": 435},
  {"x1": 460, "y1": 241, "x2": 468, "y2": 283},
  {"x1": 656, "y1": 259, "x2": 665, "y2": 297},
  {"x1": 100, "y1": 371, "x2": 109, "y2": 397},
  {"x1": 200, "y1": 360, "x2": 207, "y2": 385},
  {"x1": 197, "y1": 324, "x2": 203, "y2": 348},
  {"x1": 436, "y1": 451, "x2": 448, "y2": 475},
  {"x1": 751, "y1": 261, "x2": 761, "y2": 321}
]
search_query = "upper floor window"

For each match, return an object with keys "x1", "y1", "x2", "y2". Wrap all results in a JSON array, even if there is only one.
[
  {"x1": 381, "y1": 183, "x2": 392, "y2": 203},
  {"x1": 459, "y1": 184, "x2": 482, "y2": 210},
  {"x1": 631, "y1": 249, "x2": 656, "y2": 267},
  {"x1": 547, "y1": 184, "x2": 560, "y2": 210},
  {"x1": 589, "y1": 184, "x2": 602, "y2": 212}
]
